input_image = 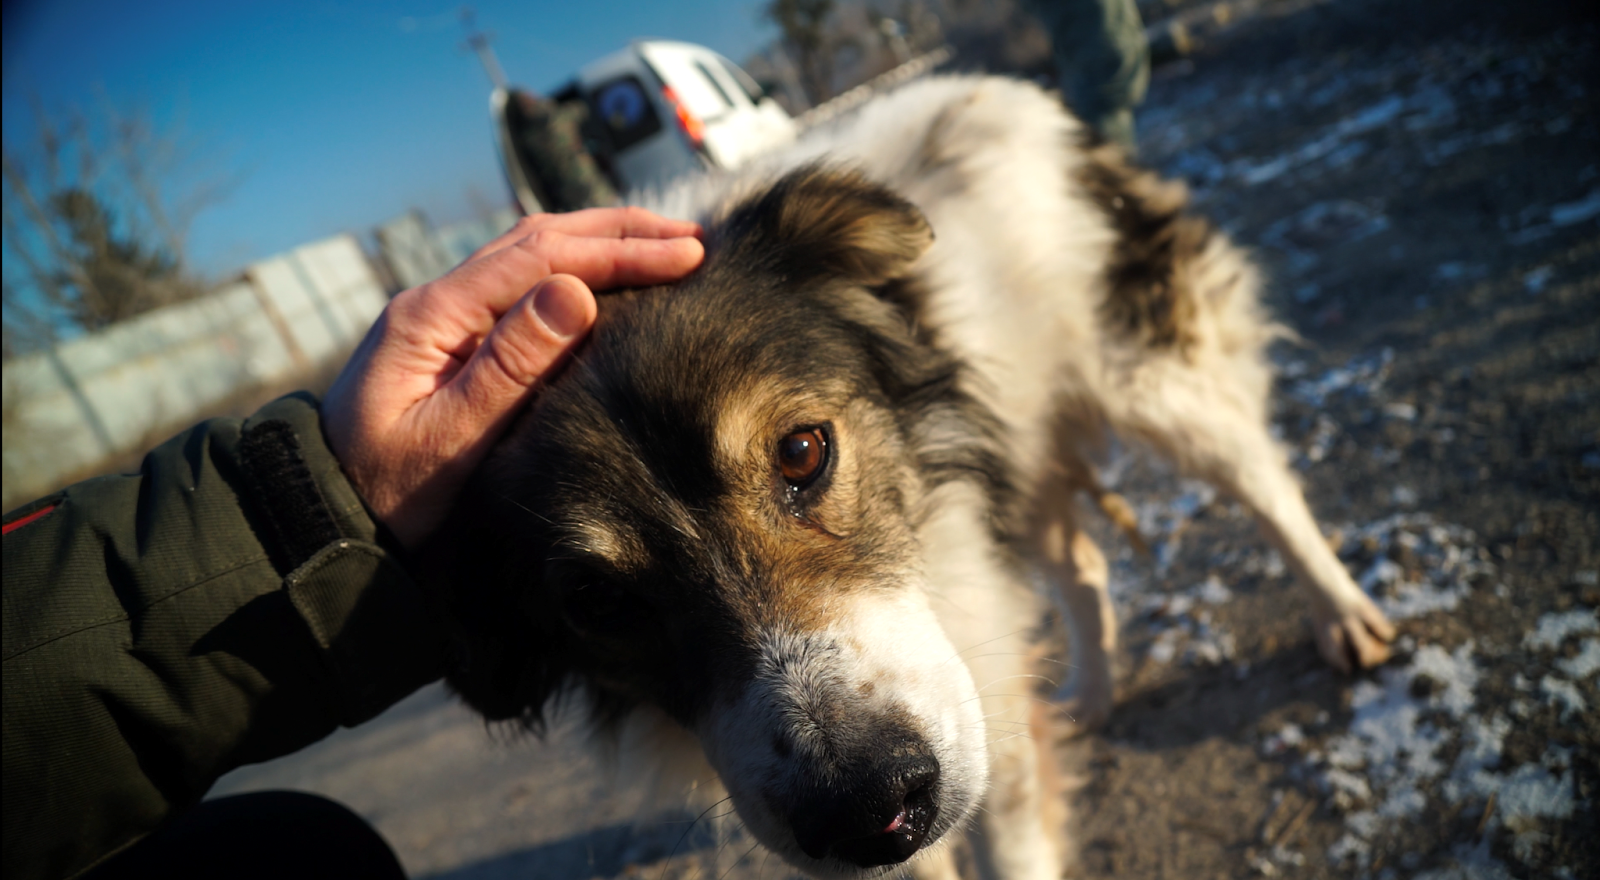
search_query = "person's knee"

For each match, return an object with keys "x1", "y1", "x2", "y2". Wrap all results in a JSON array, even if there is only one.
[{"x1": 1034, "y1": 0, "x2": 1149, "y2": 148}]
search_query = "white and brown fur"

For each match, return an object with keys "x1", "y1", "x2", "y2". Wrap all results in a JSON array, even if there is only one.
[{"x1": 423, "y1": 76, "x2": 1395, "y2": 879}]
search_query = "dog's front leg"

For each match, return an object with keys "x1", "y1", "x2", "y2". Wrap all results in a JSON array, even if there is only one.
[
  {"x1": 923, "y1": 487, "x2": 1066, "y2": 879},
  {"x1": 907, "y1": 845, "x2": 963, "y2": 880},
  {"x1": 965, "y1": 659, "x2": 1064, "y2": 880},
  {"x1": 1030, "y1": 467, "x2": 1116, "y2": 731}
]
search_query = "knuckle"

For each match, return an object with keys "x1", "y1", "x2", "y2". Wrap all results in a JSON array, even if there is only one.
[
  {"x1": 485, "y1": 328, "x2": 553, "y2": 388},
  {"x1": 517, "y1": 228, "x2": 566, "y2": 257},
  {"x1": 388, "y1": 287, "x2": 426, "y2": 318}
]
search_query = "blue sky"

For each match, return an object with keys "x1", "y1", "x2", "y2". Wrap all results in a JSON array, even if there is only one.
[{"x1": 2, "y1": 0, "x2": 774, "y2": 275}]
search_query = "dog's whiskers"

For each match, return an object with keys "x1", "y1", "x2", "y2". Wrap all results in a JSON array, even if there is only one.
[
  {"x1": 967, "y1": 692, "x2": 1065, "y2": 712},
  {"x1": 977, "y1": 702, "x2": 1034, "y2": 720},
  {"x1": 935, "y1": 627, "x2": 1035, "y2": 668},
  {"x1": 967, "y1": 724, "x2": 1037, "y2": 745},
  {"x1": 962, "y1": 651, "x2": 1069, "y2": 666},
  {"x1": 658, "y1": 795, "x2": 733, "y2": 880},
  {"x1": 975, "y1": 672, "x2": 1059, "y2": 692},
  {"x1": 984, "y1": 730, "x2": 1036, "y2": 747},
  {"x1": 716, "y1": 837, "x2": 763, "y2": 880},
  {"x1": 973, "y1": 711, "x2": 1031, "y2": 725}
]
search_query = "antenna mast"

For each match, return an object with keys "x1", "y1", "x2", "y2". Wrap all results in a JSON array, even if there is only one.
[{"x1": 460, "y1": 7, "x2": 508, "y2": 89}]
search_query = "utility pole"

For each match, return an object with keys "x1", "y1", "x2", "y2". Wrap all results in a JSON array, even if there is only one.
[{"x1": 460, "y1": 7, "x2": 508, "y2": 90}]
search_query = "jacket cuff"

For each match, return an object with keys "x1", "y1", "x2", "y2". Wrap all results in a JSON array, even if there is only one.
[
  {"x1": 239, "y1": 393, "x2": 443, "y2": 725},
  {"x1": 283, "y1": 540, "x2": 440, "y2": 725}
]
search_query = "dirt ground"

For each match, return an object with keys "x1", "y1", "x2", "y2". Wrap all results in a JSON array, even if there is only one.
[
  {"x1": 1059, "y1": 0, "x2": 1598, "y2": 877},
  {"x1": 213, "y1": 0, "x2": 1599, "y2": 877}
]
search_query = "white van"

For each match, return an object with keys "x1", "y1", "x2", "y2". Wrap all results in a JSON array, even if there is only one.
[{"x1": 495, "y1": 40, "x2": 797, "y2": 212}]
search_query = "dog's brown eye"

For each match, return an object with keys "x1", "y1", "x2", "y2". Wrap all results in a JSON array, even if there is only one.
[{"x1": 778, "y1": 428, "x2": 827, "y2": 486}]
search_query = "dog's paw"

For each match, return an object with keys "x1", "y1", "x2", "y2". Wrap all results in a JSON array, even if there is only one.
[{"x1": 1312, "y1": 591, "x2": 1396, "y2": 672}]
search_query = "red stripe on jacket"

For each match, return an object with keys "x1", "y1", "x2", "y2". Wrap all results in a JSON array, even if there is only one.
[{"x1": 2, "y1": 504, "x2": 57, "y2": 535}]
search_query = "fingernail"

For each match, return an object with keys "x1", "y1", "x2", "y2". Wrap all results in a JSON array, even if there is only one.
[{"x1": 533, "y1": 278, "x2": 590, "y2": 338}]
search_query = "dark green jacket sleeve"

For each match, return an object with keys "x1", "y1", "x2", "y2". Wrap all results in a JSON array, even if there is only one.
[{"x1": 2, "y1": 393, "x2": 444, "y2": 880}]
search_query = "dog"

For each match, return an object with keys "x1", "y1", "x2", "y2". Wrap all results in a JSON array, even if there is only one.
[{"x1": 422, "y1": 75, "x2": 1396, "y2": 879}]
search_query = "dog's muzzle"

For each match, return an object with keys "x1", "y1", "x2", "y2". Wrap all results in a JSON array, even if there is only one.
[{"x1": 788, "y1": 743, "x2": 941, "y2": 867}]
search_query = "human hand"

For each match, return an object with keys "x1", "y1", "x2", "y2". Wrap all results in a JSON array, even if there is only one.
[{"x1": 323, "y1": 208, "x2": 703, "y2": 547}]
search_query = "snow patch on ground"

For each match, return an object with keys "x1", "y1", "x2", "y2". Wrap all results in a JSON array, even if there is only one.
[
  {"x1": 1291, "y1": 348, "x2": 1394, "y2": 407},
  {"x1": 1195, "y1": 574, "x2": 1233, "y2": 605},
  {"x1": 1410, "y1": 842, "x2": 1516, "y2": 880},
  {"x1": 1538, "y1": 677, "x2": 1586, "y2": 722},
  {"x1": 1337, "y1": 513, "x2": 1492, "y2": 620},
  {"x1": 1523, "y1": 609, "x2": 1599, "y2": 651},
  {"x1": 1311, "y1": 644, "x2": 1487, "y2": 868},
  {"x1": 1273, "y1": 624, "x2": 1583, "y2": 873},
  {"x1": 1301, "y1": 414, "x2": 1340, "y2": 465},
  {"x1": 1140, "y1": 577, "x2": 1240, "y2": 669},
  {"x1": 1270, "y1": 591, "x2": 1591, "y2": 874},
  {"x1": 1554, "y1": 638, "x2": 1600, "y2": 680},
  {"x1": 1261, "y1": 722, "x2": 1306, "y2": 757},
  {"x1": 1321, "y1": 643, "x2": 1475, "y2": 797}
]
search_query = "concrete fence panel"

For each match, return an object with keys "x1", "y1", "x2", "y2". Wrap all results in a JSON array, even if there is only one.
[{"x1": 2, "y1": 233, "x2": 388, "y2": 510}]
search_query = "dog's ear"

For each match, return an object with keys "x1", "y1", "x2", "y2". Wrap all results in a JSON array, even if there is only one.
[
  {"x1": 715, "y1": 163, "x2": 933, "y2": 286},
  {"x1": 411, "y1": 484, "x2": 568, "y2": 731}
]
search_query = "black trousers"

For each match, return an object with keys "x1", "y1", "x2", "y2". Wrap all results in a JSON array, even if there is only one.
[{"x1": 86, "y1": 791, "x2": 406, "y2": 880}]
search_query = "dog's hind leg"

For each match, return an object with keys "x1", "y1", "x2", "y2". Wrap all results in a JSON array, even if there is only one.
[
  {"x1": 1030, "y1": 464, "x2": 1116, "y2": 731},
  {"x1": 1117, "y1": 367, "x2": 1395, "y2": 671},
  {"x1": 1073, "y1": 136, "x2": 1391, "y2": 669}
]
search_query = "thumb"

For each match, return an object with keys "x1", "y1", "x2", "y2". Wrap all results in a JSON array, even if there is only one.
[{"x1": 439, "y1": 274, "x2": 597, "y2": 429}]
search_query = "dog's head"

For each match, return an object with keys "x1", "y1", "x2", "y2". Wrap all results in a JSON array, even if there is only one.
[{"x1": 429, "y1": 165, "x2": 1013, "y2": 875}]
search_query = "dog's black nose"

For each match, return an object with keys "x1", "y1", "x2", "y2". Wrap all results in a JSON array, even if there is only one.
[{"x1": 790, "y1": 752, "x2": 940, "y2": 867}]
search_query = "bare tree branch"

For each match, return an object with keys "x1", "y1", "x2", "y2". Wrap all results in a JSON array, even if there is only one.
[
  {"x1": 2, "y1": 97, "x2": 231, "y2": 349},
  {"x1": 766, "y1": 0, "x2": 839, "y2": 105}
]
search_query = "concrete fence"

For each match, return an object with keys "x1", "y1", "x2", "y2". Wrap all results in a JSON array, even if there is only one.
[
  {"x1": 377, "y1": 208, "x2": 517, "y2": 289},
  {"x1": 2, "y1": 234, "x2": 389, "y2": 510}
]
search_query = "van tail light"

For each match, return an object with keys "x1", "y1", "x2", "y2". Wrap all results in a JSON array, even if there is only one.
[{"x1": 660, "y1": 86, "x2": 705, "y2": 148}]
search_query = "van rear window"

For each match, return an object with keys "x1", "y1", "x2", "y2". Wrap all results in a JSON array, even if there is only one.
[
  {"x1": 719, "y1": 57, "x2": 765, "y2": 104},
  {"x1": 642, "y1": 50, "x2": 729, "y2": 122},
  {"x1": 590, "y1": 75, "x2": 662, "y2": 151},
  {"x1": 695, "y1": 60, "x2": 740, "y2": 108}
]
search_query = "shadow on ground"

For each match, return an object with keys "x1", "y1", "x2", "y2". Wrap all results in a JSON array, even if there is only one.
[{"x1": 421, "y1": 820, "x2": 717, "y2": 880}]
